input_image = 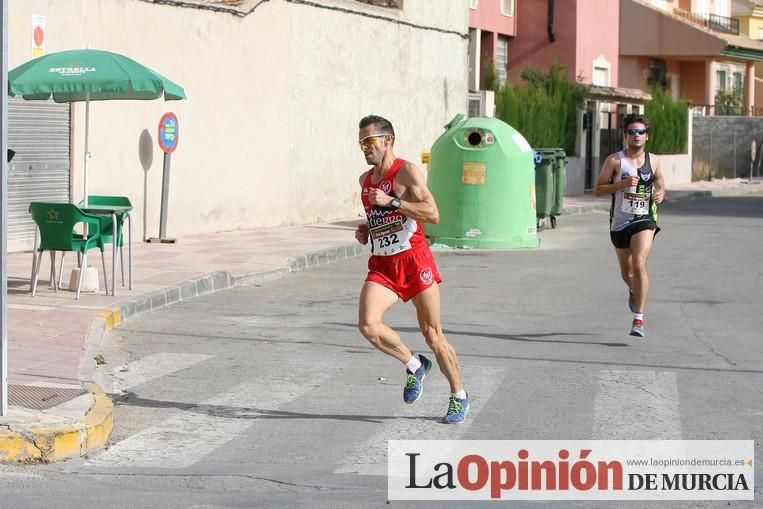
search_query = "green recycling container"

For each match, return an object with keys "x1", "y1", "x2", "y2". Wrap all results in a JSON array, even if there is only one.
[
  {"x1": 534, "y1": 149, "x2": 555, "y2": 219},
  {"x1": 426, "y1": 114, "x2": 538, "y2": 249},
  {"x1": 551, "y1": 148, "x2": 567, "y2": 216}
]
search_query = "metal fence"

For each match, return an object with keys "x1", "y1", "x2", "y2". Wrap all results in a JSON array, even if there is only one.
[
  {"x1": 673, "y1": 10, "x2": 739, "y2": 35},
  {"x1": 692, "y1": 116, "x2": 763, "y2": 180},
  {"x1": 690, "y1": 104, "x2": 763, "y2": 117}
]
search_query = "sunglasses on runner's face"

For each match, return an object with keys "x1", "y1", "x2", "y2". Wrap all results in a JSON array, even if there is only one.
[
  {"x1": 358, "y1": 134, "x2": 389, "y2": 148},
  {"x1": 626, "y1": 128, "x2": 647, "y2": 135}
]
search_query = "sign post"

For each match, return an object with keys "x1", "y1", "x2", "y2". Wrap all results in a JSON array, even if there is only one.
[
  {"x1": 750, "y1": 139, "x2": 756, "y2": 185},
  {"x1": 149, "y1": 112, "x2": 178, "y2": 243},
  {"x1": 1, "y1": 0, "x2": 9, "y2": 416}
]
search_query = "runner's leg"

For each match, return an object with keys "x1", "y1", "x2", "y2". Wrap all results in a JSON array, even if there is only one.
[
  {"x1": 411, "y1": 283, "x2": 463, "y2": 394},
  {"x1": 629, "y1": 229, "x2": 656, "y2": 313},
  {"x1": 358, "y1": 281, "x2": 413, "y2": 363},
  {"x1": 615, "y1": 246, "x2": 634, "y2": 291}
]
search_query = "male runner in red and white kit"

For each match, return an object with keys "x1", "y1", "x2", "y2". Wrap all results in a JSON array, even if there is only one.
[{"x1": 354, "y1": 115, "x2": 469, "y2": 424}]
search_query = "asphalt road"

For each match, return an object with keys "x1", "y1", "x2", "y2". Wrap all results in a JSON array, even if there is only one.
[{"x1": 1, "y1": 194, "x2": 761, "y2": 509}]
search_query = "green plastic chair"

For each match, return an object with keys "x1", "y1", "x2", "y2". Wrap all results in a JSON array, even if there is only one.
[
  {"x1": 28, "y1": 202, "x2": 110, "y2": 299},
  {"x1": 79, "y1": 195, "x2": 133, "y2": 287}
]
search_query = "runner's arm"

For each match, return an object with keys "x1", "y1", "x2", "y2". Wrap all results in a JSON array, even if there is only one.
[
  {"x1": 355, "y1": 223, "x2": 369, "y2": 244},
  {"x1": 650, "y1": 154, "x2": 666, "y2": 203},
  {"x1": 376, "y1": 162, "x2": 439, "y2": 224},
  {"x1": 593, "y1": 155, "x2": 635, "y2": 196},
  {"x1": 356, "y1": 171, "x2": 370, "y2": 244},
  {"x1": 396, "y1": 162, "x2": 440, "y2": 224}
]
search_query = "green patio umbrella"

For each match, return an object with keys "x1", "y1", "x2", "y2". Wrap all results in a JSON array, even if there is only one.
[{"x1": 8, "y1": 48, "x2": 186, "y2": 207}]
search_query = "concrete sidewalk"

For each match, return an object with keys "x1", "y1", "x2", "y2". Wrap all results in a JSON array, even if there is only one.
[{"x1": 1, "y1": 177, "x2": 760, "y2": 462}]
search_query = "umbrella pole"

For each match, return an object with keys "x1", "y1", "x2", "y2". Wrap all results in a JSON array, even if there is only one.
[
  {"x1": 83, "y1": 93, "x2": 90, "y2": 208},
  {"x1": 74, "y1": 95, "x2": 101, "y2": 293},
  {"x1": 82, "y1": 95, "x2": 90, "y2": 271}
]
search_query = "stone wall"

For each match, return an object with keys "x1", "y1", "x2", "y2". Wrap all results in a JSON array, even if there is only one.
[{"x1": 692, "y1": 116, "x2": 763, "y2": 180}]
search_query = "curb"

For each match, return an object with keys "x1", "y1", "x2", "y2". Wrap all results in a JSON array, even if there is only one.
[
  {"x1": 559, "y1": 184, "x2": 762, "y2": 216},
  {"x1": 0, "y1": 384, "x2": 113, "y2": 464},
  {"x1": 84, "y1": 243, "x2": 368, "y2": 385},
  {"x1": 1, "y1": 242, "x2": 369, "y2": 464}
]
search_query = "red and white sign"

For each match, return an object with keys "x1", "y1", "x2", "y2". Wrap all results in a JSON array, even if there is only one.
[{"x1": 32, "y1": 14, "x2": 45, "y2": 58}]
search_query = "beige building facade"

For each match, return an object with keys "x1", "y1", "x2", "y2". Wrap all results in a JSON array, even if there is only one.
[
  {"x1": 6, "y1": 0, "x2": 469, "y2": 251},
  {"x1": 619, "y1": 0, "x2": 763, "y2": 115}
]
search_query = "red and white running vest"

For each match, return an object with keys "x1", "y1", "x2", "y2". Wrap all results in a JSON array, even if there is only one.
[{"x1": 361, "y1": 158, "x2": 428, "y2": 256}]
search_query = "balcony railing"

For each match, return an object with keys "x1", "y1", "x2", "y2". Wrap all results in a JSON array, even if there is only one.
[
  {"x1": 673, "y1": 9, "x2": 740, "y2": 35},
  {"x1": 690, "y1": 104, "x2": 763, "y2": 117}
]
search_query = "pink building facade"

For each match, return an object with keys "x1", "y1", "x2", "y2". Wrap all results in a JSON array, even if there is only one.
[
  {"x1": 506, "y1": 0, "x2": 620, "y2": 87},
  {"x1": 468, "y1": 0, "x2": 517, "y2": 89},
  {"x1": 469, "y1": 0, "x2": 763, "y2": 112},
  {"x1": 469, "y1": 0, "x2": 619, "y2": 87}
]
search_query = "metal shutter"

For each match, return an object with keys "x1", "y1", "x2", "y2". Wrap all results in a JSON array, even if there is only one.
[{"x1": 7, "y1": 97, "x2": 71, "y2": 250}]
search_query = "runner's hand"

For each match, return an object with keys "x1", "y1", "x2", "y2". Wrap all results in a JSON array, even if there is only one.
[
  {"x1": 653, "y1": 188, "x2": 665, "y2": 203},
  {"x1": 620, "y1": 176, "x2": 639, "y2": 189},
  {"x1": 355, "y1": 223, "x2": 369, "y2": 245},
  {"x1": 368, "y1": 188, "x2": 392, "y2": 207}
]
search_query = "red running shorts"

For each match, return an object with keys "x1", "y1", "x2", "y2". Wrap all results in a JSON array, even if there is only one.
[{"x1": 365, "y1": 247, "x2": 442, "y2": 302}]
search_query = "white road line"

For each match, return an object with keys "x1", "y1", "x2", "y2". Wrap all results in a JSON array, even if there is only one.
[
  {"x1": 334, "y1": 366, "x2": 507, "y2": 476},
  {"x1": 88, "y1": 371, "x2": 332, "y2": 469},
  {"x1": 112, "y1": 352, "x2": 215, "y2": 392},
  {"x1": 0, "y1": 465, "x2": 43, "y2": 483},
  {"x1": 593, "y1": 370, "x2": 682, "y2": 440}
]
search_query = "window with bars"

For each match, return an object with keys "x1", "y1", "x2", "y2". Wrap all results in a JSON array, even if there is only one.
[
  {"x1": 733, "y1": 72, "x2": 743, "y2": 96},
  {"x1": 646, "y1": 59, "x2": 668, "y2": 89},
  {"x1": 716, "y1": 69, "x2": 727, "y2": 91},
  {"x1": 496, "y1": 35, "x2": 509, "y2": 85}
]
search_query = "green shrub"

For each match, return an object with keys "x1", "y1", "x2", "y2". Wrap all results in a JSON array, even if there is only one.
[
  {"x1": 494, "y1": 64, "x2": 588, "y2": 155},
  {"x1": 714, "y1": 89, "x2": 743, "y2": 116},
  {"x1": 644, "y1": 88, "x2": 689, "y2": 154},
  {"x1": 483, "y1": 59, "x2": 500, "y2": 93}
]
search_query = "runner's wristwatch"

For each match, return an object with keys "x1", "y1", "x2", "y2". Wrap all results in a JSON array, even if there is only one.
[{"x1": 389, "y1": 197, "x2": 401, "y2": 210}]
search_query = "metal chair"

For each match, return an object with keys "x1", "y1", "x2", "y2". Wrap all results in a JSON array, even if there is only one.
[
  {"x1": 28, "y1": 202, "x2": 110, "y2": 299},
  {"x1": 79, "y1": 195, "x2": 133, "y2": 288}
]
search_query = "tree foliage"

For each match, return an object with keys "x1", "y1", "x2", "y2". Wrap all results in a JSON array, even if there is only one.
[
  {"x1": 644, "y1": 87, "x2": 689, "y2": 154},
  {"x1": 494, "y1": 64, "x2": 589, "y2": 154}
]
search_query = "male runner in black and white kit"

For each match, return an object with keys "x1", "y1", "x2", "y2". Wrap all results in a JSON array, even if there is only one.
[{"x1": 594, "y1": 114, "x2": 665, "y2": 337}]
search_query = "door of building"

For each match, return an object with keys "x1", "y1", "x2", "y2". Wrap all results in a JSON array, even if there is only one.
[
  {"x1": 599, "y1": 110, "x2": 623, "y2": 184},
  {"x1": 7, "y1": 97, "x2": 71, "y2": 251},
  {"x1": 583, "y1": 110, "x2": 594, "y2": 189}
]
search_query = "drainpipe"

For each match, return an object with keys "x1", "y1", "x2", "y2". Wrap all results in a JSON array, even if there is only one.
[{"x1": 547, "y1": 0, "x2": 556, "y2": 42}]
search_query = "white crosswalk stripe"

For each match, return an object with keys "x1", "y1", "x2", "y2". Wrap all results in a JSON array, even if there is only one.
[
  {"x1": 88, "y1": 371, "x2": 333, "y2": 469},
  {"x1": 593, "y1": 369, "x2": 682, "y2": 440},
  {"x1": 110, "y1": 352, "x2": 215, "y2": 393},
  {"x1": 334, "y1": 366, "x2": 507, "y2": 476},
  {"x1": 95, "y1": 361, "x2": 685, "y2": 472}
]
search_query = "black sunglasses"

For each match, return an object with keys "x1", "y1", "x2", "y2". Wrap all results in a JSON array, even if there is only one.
[{"x1": 626, "y1": 128, "x2": 647, "y2": 135}]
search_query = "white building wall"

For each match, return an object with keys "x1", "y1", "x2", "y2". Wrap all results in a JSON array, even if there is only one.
[
  {"x1": 7, "y1": 0, "x2": 468, "y2": 245},
  {"x1": 288, "y1": 0, "x2": 469, "y2": 224}
]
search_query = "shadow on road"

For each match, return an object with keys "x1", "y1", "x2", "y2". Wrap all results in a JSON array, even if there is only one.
[
  {"x1": 327, "y1": 322, "x2": 628, "y2": 348},
  {"x1": 661, "y1": 194, "x2": 763, "y2": 219},
  {"x1": 113, "y1": 393, "x2": 444, "y2": 424}
]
